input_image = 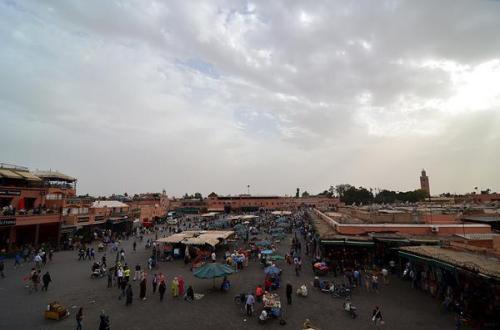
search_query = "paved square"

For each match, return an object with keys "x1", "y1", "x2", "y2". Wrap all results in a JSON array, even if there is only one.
[{"x1": 0, "y1": 229, "x2": 456, "y2": 330}]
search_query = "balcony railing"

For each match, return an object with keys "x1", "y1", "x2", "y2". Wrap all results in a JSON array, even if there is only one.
[
  {"x1": 0, "y1": 213, "x2": 61, "y2": 225},
  {"x1": 1, "y1": 208, "x2": 60, "y2": 217}
]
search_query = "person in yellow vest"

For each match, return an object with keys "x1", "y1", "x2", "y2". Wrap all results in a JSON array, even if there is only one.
[{"x1": 123, "y1": 266, "x2": 131, "y2": 283}]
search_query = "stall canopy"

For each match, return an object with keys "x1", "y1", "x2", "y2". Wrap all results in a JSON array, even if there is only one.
[
  {"x1": 399, "y1": 246, "x2": 500, "y2": 280},
  {"x1": 201, "y1": 212, "x2": 219, "y2": 218},
  {"x1": 320, "y1": 236, "x2": 375, "y2": 246},
  {"x1": 156, "y1": 231, "x2": 234, "y2": 248},
  {"x1": 271, "y1": 211, "x2": 292, "y2": 216}
]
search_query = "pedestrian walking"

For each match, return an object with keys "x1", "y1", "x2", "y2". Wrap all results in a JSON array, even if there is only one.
[
  {"x1": 372, "y1": 274, "x2": 379, "y2": 293},
  {"x1": 381, "y1": 268, "x2": 389, "y2": 285},
  {"x1": 134, "y1": 264, "x2": 141, "y2": 281},
  {"x1": 171, "y1": 277, "x2": 179, "y2": 297},
  {"x1": 106, "y1": 270, "x2": 112, "y2": 288},
  {"x1": 34, "y1": 254, "x2": 42, "y2": 270},
  {"x1": 140, "y1": 274, "x2": 147, "y2": 300},
  {"x1": 99, "y1": 310, "x2": 110, "y2": 330},
  {"x1": 32, "y1": 270, "x2": 40, "y2": 292},
  {"x1": 0, "y1": 258, "x2": 5, "y2": 278},
  {"x1": 286, "y1": 283, "x2": 293, "y2": 305},
  {"x1": 159, "y1": 280, "x2": 166, "y2": 301},
  {"x1": 152, "y1": 273, "x2": 158, "y2": 294},
  {"x1": 372, "y1": 306, "x2": 384, "y2": 328},
  {"x1": 295, "y1": 262, "x2": 300, "y2": 276},
  {"x1": 124, "y1": 265, "x2": 130, "y2": 282},
  {"x1": 119, "y1": 278, "x2": 127, "y2": 300},
  {"x1": 76, "y1": 307, "x2": 83, "y2": 330},
  {"x1": 245, "y1": 293, "x2": 255, "y2": 316},
  {"x1": 126, "y1": 284, "x2": 133, "y2": 305},
  {"x1": 353, "y1": 269, "x2": 361, "y2": 287},
  {"x1": 185, "y1": 285, "x2": 194, "y2": 302},
  {"x1": 101, "y1": 254, "x2": 107, "y2": 268},
  {"x1": 42, "y1": 271, "x2": 52, "y2": 291},
  {"x1": 364, "y1": 272, "x2": 371, "y2": 292},
  {"x1": 14, "y1": 254, "x2": 21, "y2": 268},
  {"x1": 178, "y1": 276, "x2": 185, "y2": 297}
]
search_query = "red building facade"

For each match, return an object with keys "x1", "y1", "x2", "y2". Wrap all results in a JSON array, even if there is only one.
[{"x1": 0, "y1": 164, "x2": 76, "y2": 251}]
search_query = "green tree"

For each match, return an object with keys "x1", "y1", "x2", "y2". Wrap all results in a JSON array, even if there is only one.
[
  {"x1": 374, "y1": 190, "x2": 397, "y2": 204},
  {"x1": 342, "y1": 186, "x2": 373, "y2": 205},
  {"x1": 318, "y1": 190, "x2": 333, "y2": 197},
  {"x1": 194, "y1": 192, "x2": 203, "y2": 200},
  {"x1": 301, "y1": 191, "x2": 310, "y2": 198},
  {"x1": 335, "y1": 184, "x2": 353, "y2": 199}
]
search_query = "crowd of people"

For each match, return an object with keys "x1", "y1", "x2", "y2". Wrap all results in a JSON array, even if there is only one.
[{"x1": 0, "y1": 210, "x2": 399, "y2": 329}]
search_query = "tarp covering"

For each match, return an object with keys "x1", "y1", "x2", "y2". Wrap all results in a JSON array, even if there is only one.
[
  {"x1": 265, "y1": 265, "x2": 281, "y2": 276},
  {"x1": 156, "y1": 231, "x2": 234, "y2": 247}
]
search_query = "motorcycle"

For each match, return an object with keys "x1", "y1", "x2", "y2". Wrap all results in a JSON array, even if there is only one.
[
  {"x1": 331, "y1": 283, "x2": 351, "y2": 298},
  {"x1": 343, "y1": 298, "x2": 357, "y2": 319},
  {"x1": 91, "y1": 262, "x2": 106, "y2": 279}
]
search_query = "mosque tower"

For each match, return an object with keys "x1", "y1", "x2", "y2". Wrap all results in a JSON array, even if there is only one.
[{"x1": 420, "y1": 169, "x2": 430, "y2": 197}]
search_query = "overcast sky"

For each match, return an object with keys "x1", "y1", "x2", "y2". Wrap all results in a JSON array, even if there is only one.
[{"x1": 1, "y1": 0, "x2": 499, "y2": 197}]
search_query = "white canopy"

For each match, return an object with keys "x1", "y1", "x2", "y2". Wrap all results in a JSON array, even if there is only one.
[{"x1": 156, "y1": 230, "x2": 234, "y2": 247}]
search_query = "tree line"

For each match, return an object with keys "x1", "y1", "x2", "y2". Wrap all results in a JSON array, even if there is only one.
[{"x1": 295, "y1": 184, "x2": 428, "y2": 205}]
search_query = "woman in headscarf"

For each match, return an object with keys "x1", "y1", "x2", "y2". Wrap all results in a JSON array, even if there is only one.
[
  {"x1": 171, "y1": 277, "x2": 179, "y2": 297},
  {"x1": 139, "y1": 272, "x2": 147, "y2": 300},
  {"x1": 159, "y1": 279, "x2": 166, "y2": 301},
  {"x1": 178, "y1": 276, "x2": 185, "y2": 297},
  {"x1": 125, "y1": 284, "x2": 133, "y2": 306}
]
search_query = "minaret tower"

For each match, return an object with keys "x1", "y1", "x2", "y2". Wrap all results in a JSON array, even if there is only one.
[{"x1": 420, "y1": 169, "x2": 430, "y2": 197}]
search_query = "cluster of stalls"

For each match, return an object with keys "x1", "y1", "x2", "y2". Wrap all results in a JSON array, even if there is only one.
[
  {"x1": 208, "y1": 214, "x2": 259, "y2": 230},
  {"x1": 155, "y1": 230, "x2": 234, "y2": 266},
  {"x1": 398, "y1": 245, "x2": 500, "y2": 328},
  {"x1": 314, "y1": 230, "x2": 499, "y2": 328},
  {"x1": 317, "y1": 233, "x2": 442, "y2": 270}
]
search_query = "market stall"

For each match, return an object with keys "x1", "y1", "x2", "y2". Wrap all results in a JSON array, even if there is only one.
[{"x1": 262, "y1": 292, "x2": 282, "y2": 318}]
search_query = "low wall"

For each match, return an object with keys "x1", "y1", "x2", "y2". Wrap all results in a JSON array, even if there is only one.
[{"x1": 314, "y1": 209, "x2": 491, "y2": 237}]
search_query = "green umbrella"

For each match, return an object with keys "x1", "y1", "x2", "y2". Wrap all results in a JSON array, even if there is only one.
[{"x1": 193, "y1": 263, "x2": 235, "y2": 288}]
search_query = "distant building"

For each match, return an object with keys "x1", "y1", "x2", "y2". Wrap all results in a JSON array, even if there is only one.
[
  {"x1": 206, "y1": 192, "x2": 339, "y2": 212},
  {"x1": 126, "y1": 192, "x2": 169, "y2": 227},
  {"x1": 420, "y1": 169, "x2": 430, "y2": 196},
  {"x1": 169, "y1": 198, "x2": 207, "y2": 214}
]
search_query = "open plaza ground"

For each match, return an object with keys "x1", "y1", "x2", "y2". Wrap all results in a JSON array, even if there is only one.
[{"x1": 0, "y1": 224, "x2": 460, "y2": 330}]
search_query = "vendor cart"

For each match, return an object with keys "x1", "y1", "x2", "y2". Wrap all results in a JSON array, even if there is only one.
[
  {"x1": 262, "y1": 292, "x2": 282, "y2": 318},
  {"x1": 44, "y1": 302, "x2": 69, "y2": 320},
  {"x1": 313, "y1": 262, "x2": 329, "y2": 276}
]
